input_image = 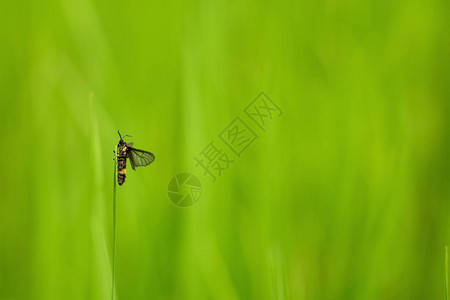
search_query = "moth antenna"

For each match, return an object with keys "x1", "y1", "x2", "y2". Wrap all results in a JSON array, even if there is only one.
[{"x1": 118, "y1": 130, "x2": 122, "y2": 140}]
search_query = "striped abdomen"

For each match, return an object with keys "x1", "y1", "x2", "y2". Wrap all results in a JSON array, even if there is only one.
[{"x1": 117, "y1": 145, "x2": 127, "y2": 185}]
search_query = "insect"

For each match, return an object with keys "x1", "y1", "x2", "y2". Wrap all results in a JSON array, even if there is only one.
[{"x1": 116, "y1": 131, "x2": 155, "y2": 185}]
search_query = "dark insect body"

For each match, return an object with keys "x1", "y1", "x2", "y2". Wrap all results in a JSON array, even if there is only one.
[{"x1": 116, "y1": 131, "x2": 155, "y2": 185}]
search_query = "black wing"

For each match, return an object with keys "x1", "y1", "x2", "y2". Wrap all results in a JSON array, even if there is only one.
[{"x1": 127, "y1": 147, "x2": 155, "y2": 171}]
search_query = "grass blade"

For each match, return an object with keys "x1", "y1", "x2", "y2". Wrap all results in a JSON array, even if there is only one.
[
  {"x1": 112, "y1": 148, "x2": 118, "y2": 300},
  {"x1": 446, "y1": 246, "x2": 448, "y2": 300}
]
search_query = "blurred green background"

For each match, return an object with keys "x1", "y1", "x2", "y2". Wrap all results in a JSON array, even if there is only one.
[{"x1": 1, "y1": 0, "x2": 449, "y2": 299}]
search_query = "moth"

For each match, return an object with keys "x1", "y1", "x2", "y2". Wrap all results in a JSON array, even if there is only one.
[{"x1": 116, "y1": 131, "x2": 155, "y2": 185}]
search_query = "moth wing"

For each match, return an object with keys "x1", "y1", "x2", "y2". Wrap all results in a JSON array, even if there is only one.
[
  {"x1": 128, "y1": 147, "x2": 155, "y2": 171},
  {"x1": 128, "y1": 152, "x2": 137, "y2": 171}
]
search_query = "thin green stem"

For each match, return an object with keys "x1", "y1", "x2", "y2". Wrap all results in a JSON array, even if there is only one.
[
  {"x1": 446, "y1": 246, "x2": 448, "y2": 300},
  {"x1": 112, "y1": 147, "x2": 118, "y2": 300}
]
